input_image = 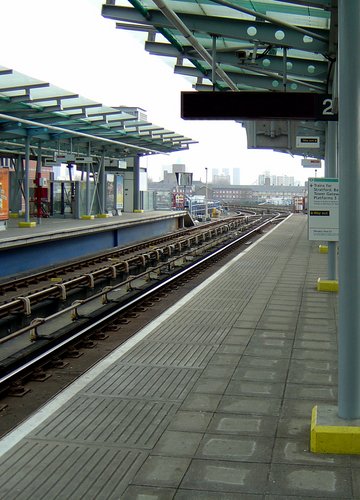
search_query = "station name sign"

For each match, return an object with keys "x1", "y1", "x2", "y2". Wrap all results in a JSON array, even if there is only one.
[{"x1": 181, "y1": 92, "x2": 337, "y2": 121}]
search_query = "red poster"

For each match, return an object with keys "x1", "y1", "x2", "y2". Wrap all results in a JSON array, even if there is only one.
[{"x1": 0, "y1": 169, "x2": 9, "y2": 220}]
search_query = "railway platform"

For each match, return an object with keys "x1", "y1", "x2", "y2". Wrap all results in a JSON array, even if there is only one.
[
  {"x1": 0, "y1": 211, "x2": 187, "y2": 279},
  {"x1": 0, "y1": 213, "x2": 351, "y2": 499}
]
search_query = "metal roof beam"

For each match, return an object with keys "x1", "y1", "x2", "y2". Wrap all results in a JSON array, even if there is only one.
[
  {"x1": 0, "y1": 113, "x2": 165, "y2": 154},
  {"x1": 271, "y1": 0, "x2": 331, "y2": 9},
  {"x1": 0, "y1": 83, "x2": 49, "y2": 94},
  {"x1": 103, "y1": 2, "x2": 238, "y2": 90},
  {"x1": 174, "y1": 64, "x2": 326, "y2": 91},
  {"x1": 209, "y1": 0, "x2": 328, "y2": 42},
  {"x1": 102, "y1": 5, "x2": 328, "y2": 54},
  {"x1": 145, "y1": 41, "x2": 328, "y2": 78}
]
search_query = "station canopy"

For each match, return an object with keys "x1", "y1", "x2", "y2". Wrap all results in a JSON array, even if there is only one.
[
  {"x1": 0, "y1": 65, "x2": 196, "y2": 162},
  {"x1": 102, "y1": 0, "x2": 337, "y2": 159}
]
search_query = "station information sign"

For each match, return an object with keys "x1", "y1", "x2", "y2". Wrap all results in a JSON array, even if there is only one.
[
  {"x1": 308, "y1": 178, "x2": 339, "y2": 241},
  {"x1": 181, "y1": 92, "x2": 337, "y2": 121},
  {"x1": 302, "y1": 158, "x2": 321, "y2": 168}
]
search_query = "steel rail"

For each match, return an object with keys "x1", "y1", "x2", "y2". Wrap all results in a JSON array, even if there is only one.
[
  {"x1": 0, "y1": 216, "x2": 252, "y2": 317},
  {"x1": 0, "y1": 213, "x2": 285, "y2": 388},
  {"x1": 0, "y1": 218, "x2": 249, "y2": 341}
]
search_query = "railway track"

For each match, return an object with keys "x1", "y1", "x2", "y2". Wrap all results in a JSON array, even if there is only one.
[
  {"x1": 0, "y1": 214, "x2": 258, "y2": 322},
  {"x1": 0, "y1": 211, "x2": 288, "y2": 400}
]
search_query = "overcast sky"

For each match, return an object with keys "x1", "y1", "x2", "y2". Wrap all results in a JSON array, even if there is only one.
[{"x1": 0, "y1": 0, "x2": 323, "y2": 184}]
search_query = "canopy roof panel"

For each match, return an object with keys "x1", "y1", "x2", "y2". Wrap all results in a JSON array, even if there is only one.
[
  {"x1": 0, "y1": 66, "x2": 196, "y2": 160},
  {"x1": 102, "y1": 0, "x2": 337, "y2": 158}
]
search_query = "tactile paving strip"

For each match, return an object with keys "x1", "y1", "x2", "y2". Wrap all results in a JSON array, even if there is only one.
[
  {"x1": 0, "y1": 440, "x2": 146, "y2": 500},
  {"x1": 84, "y1": 365, "x2": 200, "y2": 400},
  {"x1": 31, "y1": 396, "x2": 179, "y2": 448}
]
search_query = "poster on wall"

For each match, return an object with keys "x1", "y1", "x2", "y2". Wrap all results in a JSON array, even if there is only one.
[
  {"x1": 0, "y1": 168, "x2": 9, "y2": 220},
  {"x1": 116, "y1": 175, "x2": 124, "y2": 210},
  {"x1": 106, "y1": 174, "x2": 115, "y2": 212}
]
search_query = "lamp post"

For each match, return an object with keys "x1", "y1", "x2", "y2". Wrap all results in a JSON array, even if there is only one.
[{"x1": 205, "y1": 167, "x2": 208, "y2": 220}]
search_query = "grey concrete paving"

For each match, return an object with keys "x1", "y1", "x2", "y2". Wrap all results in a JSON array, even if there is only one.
[{"x1": 0, "y1": 214, "x2": 352, "y2": 499}]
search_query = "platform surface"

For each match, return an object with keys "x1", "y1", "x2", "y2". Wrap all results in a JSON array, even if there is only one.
[
  {"x1": 0, "y1": 214, "x2": 353, "y2": 499},
  {"x1": 0, "y1": 211, "x2": 184, "y2": 248}
]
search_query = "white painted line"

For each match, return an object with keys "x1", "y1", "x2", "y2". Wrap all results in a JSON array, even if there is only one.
[{"x1": 0, "y1": 215, "x2": 288, "y2": 457}]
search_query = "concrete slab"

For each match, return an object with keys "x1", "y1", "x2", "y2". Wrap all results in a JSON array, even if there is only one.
[
  {"x1": 196, "y1": 434, "x2": 274, "y2": 462},
  {"x1": 247, "y1": 337, "x2": 294, "y2": 349},
  {"x1": 180, "y1": 459, "x2": 270, "y2": 494},
  {"x1": 123, "y1": 486, "x2": 176, "y2": 499},
  {"x1": 208, "y1": 413, "x2": 278, "y2": 436},
  {"x1": 216, "y1": 344, "x2": 247, "y2": 354},
  {"x1": 167, "y1": 411, "x2": 213, "y2": 432},
  {"x1": 243, "y1": 346, "x2": 292, "y2": 358},
  {"x1": 218, "y1": 395, "x2": 282, "y2": 416},
  {"x1": 202, "y1": 365, "x2": 236, "y2": 378},
  {"x1": 281, "y1": 399, "x2": 321, "y2": 419},
  {"x1": 226, "y1": 380, "x2": 285, "y2": 398},
  {"x1": 273, "y1": 438, "x2": 349, "y2": 466},
  {"x1": 268, "y1": 463, "x2": 352, "y2": 498},
  {"x1": 277, "y1": 417, "x2": 311, "y2": 438},
  {"x1": 231, "y1": 366, "x2": 288, "y2": 382},
  {"x1": 238, "y1": 356, "x2": 290, "y2": 370},
  {"x1": 180, "y1": 393, "x2": 222, "y2": 412},
  {"x1": 223, "y1": 335, "x2": 251, "y2": 345},
  {"x1": 192, "y1": 378, "x2": 230, "y2": 394},
  {"x1": 252, "y1": 329, "x2": 295, "y2": 339},
  {"x1": 175, "y1": 490, "x2": 262, "y2": 499},
  {"x1": 292, "y1": 349, "x2": 338, "y2": 361},
  {"x1": 207, "y1": 353, "x2": 241, "y2": 366},
  {"x1": 285, "y1": 384, "x2": 337, "y2": 401},
  {"x1": 294, "y1": 340, "x2": 337, "y2": 351},
  {"x1": 288, "y1": 366, "x2": 337, "y2": 386},
  {"x1": 132, "y1": 456, "x2": 191, "y2": 488},
  {"x1": 153, "y1": 430, "x2": 203, "y2": 457}
]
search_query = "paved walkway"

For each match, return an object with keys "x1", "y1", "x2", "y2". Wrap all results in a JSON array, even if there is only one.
[{"x1": 0, "y1": 214, "x2": 352, "y2": 499}]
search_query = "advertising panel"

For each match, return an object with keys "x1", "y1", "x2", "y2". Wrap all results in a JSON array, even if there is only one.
[
  {"x1": 0, "y1": 168, "x2": 9, "y2": 220},
  {"x1": 308, "y1": 177, "x2": 339, "y2": 241},
  {"x1": 116, "y1": 175, "x2": 124, "y2": 210}
]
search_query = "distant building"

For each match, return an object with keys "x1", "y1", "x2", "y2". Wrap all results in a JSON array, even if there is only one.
[
  {"x1": 213, "y1": 174, "x2": 231, "y2": 186},
  {"x1": 172, "y1": 164, "x2": 186, "y2": 173},
  {"x1": 259, "y1": 172, "x2": 296, "y2": 186},
  {"x1": 222, "y1": 168, "x2": 230, "y2": 177},
  {"x1": 211, "y1": 168, "x2": 219, "y2": 182},
  {"x1": 233, "y1": 168, "x2": 240, "y2": 185}
]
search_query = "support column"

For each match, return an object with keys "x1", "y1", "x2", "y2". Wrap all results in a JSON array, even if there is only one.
[
  {"x1": 133, "y1": 155, "x2": 142, "y2": 212},
  {"x1": 18, "y1": 134, "x2": 35, "y2": 227},
  {"x1": 36, "y1": 141, "x2": 42, "y2": 225},
  {"x1": 86, "y1": 163, "x2": 91, "y2": 215},
  {"x1": 24, "y1": 135, "x2": 30, "y2": 223},
  {"x1": 81, "y1": 160, "x2": 94, "y2": 220},
  {"x1": 100, "y1": 152, "x2": 106, "y2": 215},
  {"x1": 338, "y1": 0, "x2": 360, "y2": 419},
  {"x1": 310, "y1": 0, "x2": 360, "y2": 454},
  {"x1": 325, "y1": 121, "x2": 338, "y2": 279}
]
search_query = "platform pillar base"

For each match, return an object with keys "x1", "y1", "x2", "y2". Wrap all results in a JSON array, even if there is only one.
[
  {"x1": 311, "y1": 405, "x2": 360, "y2": 454},
  {"x1": 317, "y1": 278, "x2": 338, "y2": 292},
  {"x1": 133, "y1": 209, "x2": 144, "y2": 213},
  {"x1": 81, "y1": 215, "x2": 95, "y2": 220},
  {"x1": 96, "y1": 214, "x2": 111, "y2": 218},
  {"x1": 18, "y1": 221, "x2": 36, "y2": 228}
]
